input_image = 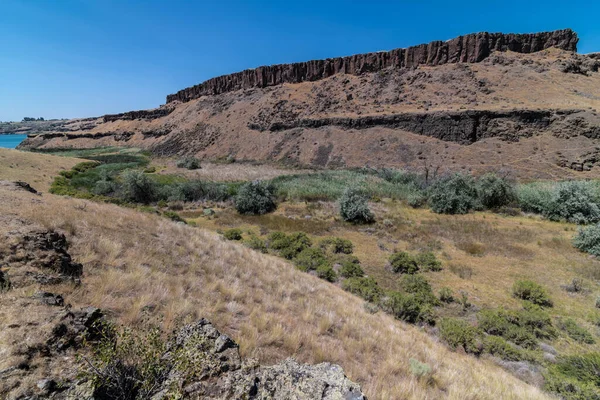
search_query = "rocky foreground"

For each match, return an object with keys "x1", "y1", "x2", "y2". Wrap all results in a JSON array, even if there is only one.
[{"x1": 0, "y1": 181, "x2": 365, "y2": 399}]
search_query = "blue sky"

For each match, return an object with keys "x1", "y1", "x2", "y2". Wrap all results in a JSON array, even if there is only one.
[{"x1": 1, "y1": 0, "x2": 599, "y2": 122}]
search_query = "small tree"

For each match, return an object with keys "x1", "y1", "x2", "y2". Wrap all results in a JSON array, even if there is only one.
[
  {"x1": 339, "y1": 187, "x2": 374, "y2": 223},
  {"x1": 428, "y1": 173, "x2": 478, "y2": 215},
  {"x1": 235, "y1": 180, "x2": 277, "y2": 215}
]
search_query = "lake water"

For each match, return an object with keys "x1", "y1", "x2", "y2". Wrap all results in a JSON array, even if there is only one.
[{"x1": 0, "y1": 134, "x2": 28, "y2": 149}]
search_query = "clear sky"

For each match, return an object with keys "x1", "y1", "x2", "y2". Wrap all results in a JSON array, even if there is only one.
[{"x1": 1, "y1": 0, "x2": 599, "y2": 122}]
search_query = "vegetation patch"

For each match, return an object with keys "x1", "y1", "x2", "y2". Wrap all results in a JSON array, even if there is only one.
[
  {"x1": 388, "y1": 252, "x2": 418, "y2": 274},
  {"x1": 235, "y1": 180, "x2": 277, "y2": 215},
  {"x1": 339, "y1": 187, "x2": 374, "y2": 224},
  {"x1": 176, "y1": 157, "x2": 201, "y2": 170},
  {"x1": 223, "y1": 228, "x2": 243, "y2": 241},
  {"x1": 512, "y1": 280, "x2": 553, "y2": 307}
]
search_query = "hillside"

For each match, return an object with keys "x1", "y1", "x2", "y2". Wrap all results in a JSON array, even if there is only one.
[
  {"x1": 19, "y1": 29, "x2": 600, "y2": 179},
  {"x1": 0, "y1": 150, "x2": 553, "y2": 399}
]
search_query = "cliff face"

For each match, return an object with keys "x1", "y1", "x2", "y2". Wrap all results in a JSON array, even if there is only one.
[{"x1": 166, "y1": 29, "x2": 578, "y2": 103}]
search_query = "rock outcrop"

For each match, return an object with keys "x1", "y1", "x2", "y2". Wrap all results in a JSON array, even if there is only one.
[
  {"x1": 81, "y1": 318, "x2": 366, "y2": 400},
  {"x1": 103, "y1": 107, "x2": 173, "y2": 123},
  {"x1": 1, "y1": 229, "x2": 83, "y2": 287},
  {"x1": 167, "y1": 29, "x2": 577, "y2": 102},
  {"x1": 0, "y1": 219, "x2": 104, "y2": 399}
]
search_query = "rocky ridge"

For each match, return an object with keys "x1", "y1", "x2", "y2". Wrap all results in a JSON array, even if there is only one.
[{"x1": 167, "y1": 29, "x2": 578, "y2": 102}]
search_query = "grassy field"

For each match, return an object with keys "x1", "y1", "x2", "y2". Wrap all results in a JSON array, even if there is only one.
[{"x1": 0, "y1": 148, "x2": 81, "y2": 191}]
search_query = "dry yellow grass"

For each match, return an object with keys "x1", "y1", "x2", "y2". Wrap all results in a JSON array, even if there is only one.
[
  {"x1": 190, "y1": 198, "x2": 600, "y2": 357},
  {"x1": 0, "y1": 148, "x2": 81, "y2": 191},
  {"x1": 152, "y1": 159, "x2": 315, "y2": 181},
  {"x1": 0, "y1": 187, "x2": 552, "y2": 399}
]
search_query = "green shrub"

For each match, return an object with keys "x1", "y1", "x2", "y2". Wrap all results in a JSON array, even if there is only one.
[
  {"x1": 439, "y1": 287, "x2": 454, "y2": 303},
  {"x1": 415, "y1": 251, "x2": 442, "y2": 272},
  {"x1": 389, "y1": 252, "x2": 418, "y2": 274},
  {"x1": 223, "y1": 228, "x2": 243, "y2": 241},
  {"x1": 176, "y1": 157, "x2": 201, "y2": 170},
  {"x1": 319, "y1": 237, "x2": 353, "y2": 254},
  {"x1": 560, "y1": 318, "x2": 595, "y2": 344},
  {"x1": 439, "y1": 318, "x2": 481, "y2": 354},
  {"x1": 294, "y1": 248, "x2": 329, "y2": 272},
  {"x1": 545, "y1": 353, "x2": 600, "y2": 400},
  {"x1": 72, "y1": 161, "x2": 99, "y2": 173},
  {"x1": 342, "y1": 277, "x2": 384, "y2": 303},
  {"x1": 512, "y1": 280, "x2": 553, "y2": 307},
  {"x1": 93, "y1": 180, "x2": 116, "y2": 195},
  {"x1": 428, "y1": 173, "x2": 478, "y2": 215},
  {"x1": 338, "y1": 257, "x2": 365, "y2": 279},
  {"x1": 163, "y1": 211, "x2": 185, "y2": 223},
  {"x1": 121, "y1": 170, "x2": 157, "y2": 204},
  {"x1": 243, "y1": 234, "x2": 267, "y2": 253},
  {"x1": 476, "y1": 174, "x2": 515, "y2": 209},
  {"x1": 545, "y1": 181, "x2": 600, "y2": 224},
  {"x1": 406, "y1": 192, "x2": 428, "y2": 208},
  {"x1": 409, "y1": 358, "x2": 432, "y2": 380},
  {"x1": 339, "y1": 187, "x2": 374, "y2": 224},
  {"x1": 143, "y1": 166, "x2": 157, "y2": 173},
  {"x1": 268, "y1": 232, "x2": 312, "y2": 260},
  {"x1": 477, "y1": 305, "x2": 557, "y2": 349},
  {"x1": 574, "y1": 223, "x2": 600, "y2": 257},
  {"x1": 484, "y1": 335, "x2": 528, "y2": 361},
  {"x1": 517, "y1": 182, "x2": 553, "y2": 214},
  {"x1": 380, "y1": 291, "x2": 433, "y2": 324},
  {"x1": 170, "y1": 181, "x2": 231, "y2": 202},
  {"x1": 316, "y1": 265, "x2": 337, "y2": 282},
  {"x1": 400, "y1": 275, "x2": 439, "y2": 306},
  {"x1": 235, "y1": 180, "x2": 276, "y2": 215}
]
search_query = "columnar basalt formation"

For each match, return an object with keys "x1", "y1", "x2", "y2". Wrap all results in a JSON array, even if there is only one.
[{"x1": 167, "y1": 29, "x2": 578, "y2": 103}]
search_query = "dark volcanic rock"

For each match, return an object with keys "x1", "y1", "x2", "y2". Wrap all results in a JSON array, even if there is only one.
[
  {"x1": 103, "y1": 107, "x2": 173, "y2": 122},
  {"x1": 167, "y1": 29, "x2": 578, "y2": 103},
  {"x1": 33, "y1": 291, "x2": 65, "y2": 306},
  {"x1": 1, "y1": 229, "x2": 83, "y2": 288},
  {"x1": 251, "y1": 108, "x2": 585, "y2": 144}
]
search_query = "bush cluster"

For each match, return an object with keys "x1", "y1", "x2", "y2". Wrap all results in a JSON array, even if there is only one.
[
  {"x1": 339, "y1": 187, "x2": 374, "y2": 223},
  {"x1": 388, "y1": 252, "x2": 418, "y2": 274},
  {"x1": 438, "y1": 318, "x2": 482, "y2": 355},
  {"x1": 545, "y1": 353, "x2": 600, "y2": 400},
  {"x1": 573, "y1": 223, "x2": 600, "y2": 257},
  {"x1": 559, "y1": 318, "x2": 595, "y2": 344},
  {"x1": 319, "y1": 237, "x2": 353, "y2": 254},
  {"x1": 342, "y1": 277, "x2": 384, "y2": 303},
  {"x1": 235, "y1": 180, "x2": 277, "y2": 215},
  {"x1": 427, "y1": 173, "x2": 516, "y2": 215},
  {"x1": 428, "y1": 173, "x2": 479, "y2": 215},
  {"x1": 223, "y1": 228, "x2": 243, "y2": 241},
  {"x1": 388, "y1": 251, "x2": 442, "y2": 274},
  {"x1": 512, "y1": 280, "x2": 553, "y2": 307},
  {"x1": 517, "y1": 180, "x2": 600, "y2": 224},
  {"x1": 477, "y1": 304, "x2": 557, "y2": 349}
]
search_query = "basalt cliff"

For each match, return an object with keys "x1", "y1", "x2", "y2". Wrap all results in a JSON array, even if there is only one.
[
  {"x1": 20, "y1": 29, "x2": 600, "y2": 178},
  {"x1": 166, "y1": 29, "x2": 578, "y2": 102}
]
